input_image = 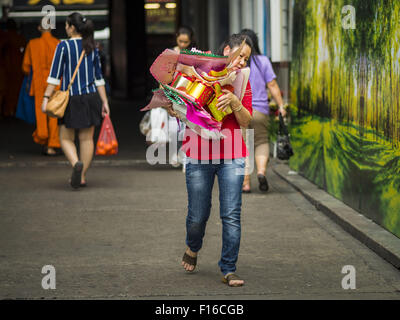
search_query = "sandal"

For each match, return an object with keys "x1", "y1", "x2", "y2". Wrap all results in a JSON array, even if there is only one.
[
  {"x1": 41, "y1": 146, "x2": 58, "y2": 157},
  {"x1": 222, "y1": 273, "x2": 244, "y2": 287},
  {"x1": 257, "y1": 174, "x2": 269, "y2": 192},
  {"x1": 70, "y1": 161, "x2": 83, "y2": 189},
  {"x1": 182, "y1": 251, "x2": 197, "y2": 272}
]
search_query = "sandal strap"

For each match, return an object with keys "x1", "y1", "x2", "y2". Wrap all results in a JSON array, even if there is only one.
[
  {"x1": 225, "y1": 273, "x2": 241, "y2": 281},
  {"x1": 182, "y1": 252, "x2": 197, "y2": 266}
]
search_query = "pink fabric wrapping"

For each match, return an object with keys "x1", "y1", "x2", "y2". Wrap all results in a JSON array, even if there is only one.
[
  {"x1": 140, "y1": 89, "x2": 171, "y2": 111},
  {"x1": 177, "y1": 53, "x2": 228, "y2": 74},
  {"x1": 185, "y1": 100, "x2": 222, "y2": 132},
  {"x1": 149, "y1": 49, "x2": 179, "y2": 84}
]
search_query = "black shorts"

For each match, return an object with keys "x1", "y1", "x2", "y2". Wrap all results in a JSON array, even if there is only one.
[{"x1": 58, "y1": 92, "x2": 102, "y2": 129}]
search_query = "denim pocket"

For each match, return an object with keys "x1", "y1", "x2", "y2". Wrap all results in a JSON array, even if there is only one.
[{"x1": 233, "y1": 157, "x2": 245, "y2": 167}]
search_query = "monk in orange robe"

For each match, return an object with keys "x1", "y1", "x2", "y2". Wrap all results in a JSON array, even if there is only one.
[{"x1": 22, "y1": 18, "x2": 61, "y2": 154}]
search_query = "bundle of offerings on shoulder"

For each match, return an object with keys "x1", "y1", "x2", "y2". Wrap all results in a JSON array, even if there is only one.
[{"x1": 142, "y1": 43, "x2": 250, "y2": 140}]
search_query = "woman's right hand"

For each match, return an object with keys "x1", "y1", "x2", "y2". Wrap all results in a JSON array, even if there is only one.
[
  {"x1": 278, "y1": 105, "x2": 287, "y2": 117},
  {"x1": 102, "y1": 101, "x2": 110, "y2": 117}
]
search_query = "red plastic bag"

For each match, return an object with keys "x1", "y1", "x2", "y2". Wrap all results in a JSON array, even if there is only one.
[{"x1": 95, "y1": 115, "x2": 118, "y2": 156}]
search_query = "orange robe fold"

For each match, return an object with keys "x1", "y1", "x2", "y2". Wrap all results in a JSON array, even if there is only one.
[{"x1": 22, "y1": 32, "x2": 61, "y2": 148}]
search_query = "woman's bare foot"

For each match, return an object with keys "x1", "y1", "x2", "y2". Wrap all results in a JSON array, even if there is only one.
[
  {"x1": 181, "y1": 248, "x2": 197, "y2": 272},
  {"x1": 228, "y1": 279, "x2": 244, "y2": 286},
  {"x1": 42, "y1": 146, "x2": 58, "y2": 156},
  {"x1": 223, "y1": 273, "x2": 245, "y2": 287},
  {"x1": 47, "y1": 147, "x2": 57, "y2": 155},
  {"x1": 242, "y1": 174, "x2": 251, "y2": 193}
]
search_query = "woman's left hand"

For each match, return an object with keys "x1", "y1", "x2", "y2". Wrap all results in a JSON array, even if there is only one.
[
  {"x1": 102, "y1": 101, "x2": 110, "y2": 117},
  {"x1": 216, "y1": 89, "x2": 240, "y2": 112}
]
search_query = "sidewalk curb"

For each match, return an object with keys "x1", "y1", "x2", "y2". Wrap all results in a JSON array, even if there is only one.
[{"x1": 273, "y1": 163, "x2": 400, "y2": 270}]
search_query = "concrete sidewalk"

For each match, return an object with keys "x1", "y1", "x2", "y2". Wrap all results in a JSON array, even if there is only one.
[{"x1": 1, "y1": 160, "x2": 400, "y2": 300}]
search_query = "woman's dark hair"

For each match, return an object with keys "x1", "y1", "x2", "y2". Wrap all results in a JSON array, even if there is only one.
[
  {"x1": 216, "y1": 33, "x2": 253, "y2": 56},
  {"x1": 239, "y1": 29, "x2": 262, "y2": 71},
  {"x1": 176, "y1": 25, "x2": 196, "y2": 48},
  {"x1": 240, "y1": 29, "x2": 261, "y2": 55},
  {"x1": 66, "y1": 12, "x2": 95, "y2": 54}
]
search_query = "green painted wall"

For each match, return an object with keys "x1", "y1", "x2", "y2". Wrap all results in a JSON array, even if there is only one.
[{"x1": 290, "y1": 0, "x2": 400, "y2": 237}]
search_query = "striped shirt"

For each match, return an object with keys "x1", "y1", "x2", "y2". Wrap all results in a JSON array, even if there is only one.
[{"x1": 47, "y1": 38, "x2": 105, "y2": 96}]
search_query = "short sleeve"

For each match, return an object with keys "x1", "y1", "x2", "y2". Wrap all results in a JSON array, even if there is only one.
[
  {"x1": 263, "y1": 56, "x2": 276, "y2": 84},
  {"x1": 47, "y1": 42, "x2": 65, "y2": 85},
  {"x1": 241, "y1": 82, "x2": 253, "y2": 115},
  {"x1": 93, "y1": 48, "x2": 105, "y2": 86}
]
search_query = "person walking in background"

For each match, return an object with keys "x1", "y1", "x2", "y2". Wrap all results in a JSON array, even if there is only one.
[
  {"x1": 96, "y1": 41, "x2": 110, "y2": 94},
  {"x1": 239, "y1": 29, "x2": 286, "y2": 193},
  {"x1": 168, "y1": 34, "x2": 253, "y2": 287},
  {"x1": 173, "y1": 25, "x2": 195, "y2": 53},
  {"x1": 41, "y1": 12, "x2": 110, "y2": 189},
  {"x1": 22, "y1": 17, "x2": 61, "y2": 156},
  {"x1": 1, "y1": 19, "x2": 26, "y2": 119}
]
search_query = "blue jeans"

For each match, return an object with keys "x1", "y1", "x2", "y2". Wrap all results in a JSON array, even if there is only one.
[{"x1": 185, "y1": 157, "x2": 245, "y2": 275}]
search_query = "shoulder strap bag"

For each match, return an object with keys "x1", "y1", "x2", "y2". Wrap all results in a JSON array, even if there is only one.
[{"x1": 45, "y1": 50, "x2": 86, "y2": 118}]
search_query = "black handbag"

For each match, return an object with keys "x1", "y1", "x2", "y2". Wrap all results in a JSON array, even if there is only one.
[{"x1": 277, "y1": 114, "x2": 294, "y2": 160}]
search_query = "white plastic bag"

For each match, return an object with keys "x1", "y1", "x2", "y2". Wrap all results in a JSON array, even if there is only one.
[
  {"x1": 139, "y1": 111, "x2": 151, "y2": 136},
  {"x1": 149, "y1": 108, "x2": 169, "y2": 144},
  {"x1": 168, "y1": 114, "x2": 179, "y2": 143}
]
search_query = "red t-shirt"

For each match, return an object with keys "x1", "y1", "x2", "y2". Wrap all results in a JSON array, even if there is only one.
[{"x1": 182, "y1": 82, "x2": 253, "y2": 160}]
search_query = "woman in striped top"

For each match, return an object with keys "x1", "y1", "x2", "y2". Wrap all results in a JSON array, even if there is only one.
[{"x1": 41, "y1": 12, "x2": 110, "y2": 189}]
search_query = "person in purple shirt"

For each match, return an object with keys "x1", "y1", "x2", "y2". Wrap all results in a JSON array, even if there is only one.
[{"x1": 240, "y1": 29, "x2": 286, "y2": 193}]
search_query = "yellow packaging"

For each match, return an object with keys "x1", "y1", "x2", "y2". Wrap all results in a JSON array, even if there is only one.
[{"x1": 207, "y1": 96, "x2": 232, "y2": 122}]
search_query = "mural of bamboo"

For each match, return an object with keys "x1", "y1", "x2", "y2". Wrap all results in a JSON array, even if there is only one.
[{"x1": 289, "y1": 0, "x2": 400, "y2": 237}]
